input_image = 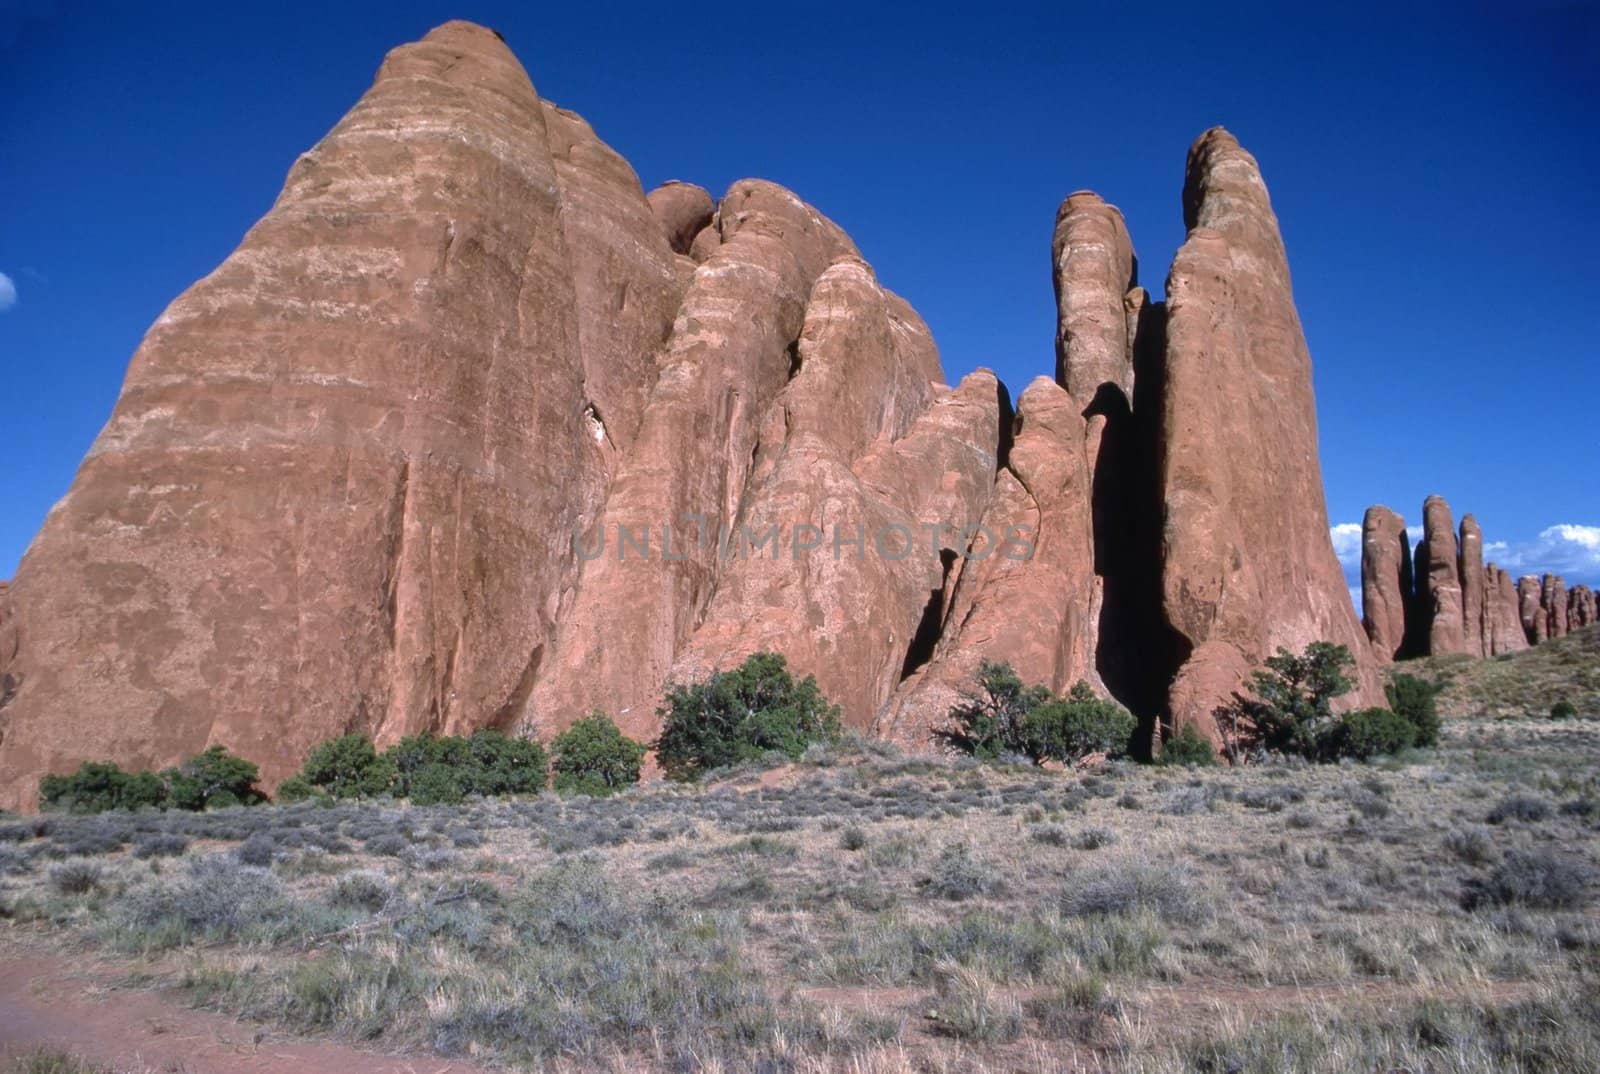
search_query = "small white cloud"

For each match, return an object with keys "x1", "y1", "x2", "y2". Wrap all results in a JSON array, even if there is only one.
[
  {"x1": 1330, "y1": 523, "x2": 1362, "y2": 562},
  {"x1": 1330, "y1": 523, "x2": 1365, "y2": 615},
  {"x1": 0, "y1": 272, "x2": 15, "y2": 312},
  {"x1": 1546, "y1": 524, "x2": 1600, "y2": 551},
  {"x1": 1475, "y1": 523, "x2": 1600, "y2": 588}
]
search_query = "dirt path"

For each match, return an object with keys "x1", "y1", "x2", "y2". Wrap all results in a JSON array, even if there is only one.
[
  {"x1": 0, "y1": 951, "x2": 496, "y2": 1074},
  {"x1": 1, "y1": 942, "x2": 1543, "y2": 1073}
]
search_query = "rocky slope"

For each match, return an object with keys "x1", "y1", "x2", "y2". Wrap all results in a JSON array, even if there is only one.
[{"x1": 0, "y1": 22, "x2": 1380, "y2": 805}]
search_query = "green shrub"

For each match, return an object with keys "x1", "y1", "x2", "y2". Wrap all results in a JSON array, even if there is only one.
[
  {"x1": 1320, "y1": 707, "x2": 1417, "y2": 761},
  {"x1": 938, "y1": 665, "x2": 1131, "y2": 765},
  {"x1": 380, "y1": 729, "x2": 545, "y2": 801},
  {"x1": 292, "y1": 734, "x2": 394, "y2": 799},
  {"x1": 654, "y1": 652, "x2": 841, "y2": 780},
  {"x1": 1023, "y1": 682, "x2": 1136, "y2": 763},
  {"x1": 1551, "y1": 699, "x2": 1578, "y2": 720},
  {"x1": 1385, "y1": 673, "x2": 1444, "y2": 746},
  {"x1": 1217, "y1": 642, "x2": 1356, "y2": 761},
  {"x1": 273, "y1": 775, "x2": 325, "y2": 804},
  {"x1": 40, "y1": 746, "x2": 264, "y2": 814},
  {"x1": 161, "y1": 746, "x2": 265, "y2": 810},
  {"x1": 1157, "y1": 723, "x2": 1216, "y2": 767},
  {"x1": 457, "y1": 730, "x2": 547, "y2": 796},
  {"x1": 385, "y1": 732, "x2": 466, "y2": 799},
  {"x1": 551, "y1": 713, "x2": 646, "y2": 797},
  {"x1": 410, "y1": 763, "x2": 466, "y2": 806},
  {"x1": 935, "y1": 661, "x2": 1053, "y2": 761},
  {"x1": 39, "y1": 762, "x2": 166, "y2": 814}
]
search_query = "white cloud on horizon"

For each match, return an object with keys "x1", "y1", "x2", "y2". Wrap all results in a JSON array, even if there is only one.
[
  {"x1": 0, "y1": 272, "x2": 16, "y2": 312},
  {"x1": 1330, "y1": 523, "x2": 1364, "y2": 615},
  {"x1": 1486, "y1": 525, "x2": 1600, "y2": 586}
]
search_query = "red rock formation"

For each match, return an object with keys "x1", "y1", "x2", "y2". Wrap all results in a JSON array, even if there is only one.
[
  {"x1": 1520, "y1": 575, "x2": 1548, "y2": 643},
  {"x1": 1485, "y1": 565, "x2": 1530, "y2": 656},
  {"x1": 0, "y1": 22, "x2": 666, "y2": 807},
  {"x1": 877, "y1": 376, "x2": 1100, "y2": 744},
  {"x1": 1415, "y1": 496, "x2": 1466, "y2": 655},
  {"x1": 646, "y1": 181, "x2": 715, "y2": 256},
  {"x1": 1360, "y1": 506, "x2": 1412, "y2": 662},
  {"x1": 0, "y1": 582, "x2": 15, "y2": 714},
  {"x1": 1458, "y1": 515, "x2": 1487, "y2": 658},
  {"x1": 0, "y1": 29, "x2": 1423, "y2": 799},
  {"x1": 1544, "y1": 574, "x2": 1570, "y2": 639},
  {"x1": 661, "y1": 261, "x2": 996, "y2": 731},
  {"x1": 1052, "y1": 192, "x2": 1136, "y2": 404},
  {"x1": 519, "y1": 180, "x2": 865, "y2": 743},
  {"x1": 1568, "y1": 585, "x2": 1596, "y2": 630},
  {"x1": 1157, "y1": 129, "x2": 1380, "y2": 738}
]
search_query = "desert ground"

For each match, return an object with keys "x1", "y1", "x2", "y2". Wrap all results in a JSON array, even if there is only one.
[{"x1": 2, "y1": 632, "x2": 1597, "y2": 1074}]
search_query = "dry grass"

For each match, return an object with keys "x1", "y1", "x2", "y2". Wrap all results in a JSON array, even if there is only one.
[
  {"x1": 2, "y1": 653, "x2": 1598, "y2": 1071},
  {"x1": 1406, "y1": 622, "x2": 1600, "y2": 720}
]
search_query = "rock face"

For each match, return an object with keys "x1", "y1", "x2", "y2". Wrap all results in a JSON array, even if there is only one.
[
  {"x1": 1157, "y1": 129, "x2": 1381, "y2": 738},
  {"x1": 1520, "y1": 575, "x2": 1549, "y2": 643},
  {"x1": 0, "y1": 29, "x2": 1407, "y2": 802},
  {"x1": 1360, "y1": 506, "x2": 1412, "y2": 662},
  {"x1": 0, "y1": 22, "x2": 661, "y2": 805},
  {"x1": 1572, "y1": 585, "x2": 1598, "y2": 630},
  {"x1": 632, "y1": 261, "x2": 998, "y2": 737},
  {"x1": 1544, "y1": 575, "x2": 1570, "y2": 640},
  {"x1": 645, "y1": 181, "x2": 715, "y2": 256},
  {"x1": 1458, "y1": 515, "x2": 1487, "y2": 659},
  {"x1": 1414, "y1": 496, "x2": 1467, "y2": 656},
  {"x1": 1052, "y1": 192, "x2": 1136, "y2": 404},
  {"x1": 1483, "y1": 566, "x2": 1529, "y2": 655},
  {"x1": 876, "y1": 376, "x2": 1100, "y2": 744},
  {"x1": 0, "y1": 582, "x2": 15, "y2": 715}
]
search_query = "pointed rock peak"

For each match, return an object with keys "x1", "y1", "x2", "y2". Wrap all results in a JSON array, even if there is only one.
[
  {"x1": 1017, "y1": 374, "x2": 1073, "y2": 416},
  {"x1": 1055, "y1": 189, "x2": 1124, "y2": 222},
  {"x1": 420, "y1": 19, "x2": 510, "y2": 45},
  {"x1": 716, "y1": 179, "x2": 858, "y2": 275},
  {"x1": 1182, "y1": 127, "x2": 1275, "y2": 235},
  {"x1": 380, "y1": 20, "x2": 534, "y2": 101},
  {"x1": 1052, "y1": 190, "x2": 1137, "y2": 401}
]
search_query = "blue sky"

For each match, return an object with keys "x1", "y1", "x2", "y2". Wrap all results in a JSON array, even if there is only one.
[{"x1": 3, "y1": 2, "x2": 1597, "y2": 599}]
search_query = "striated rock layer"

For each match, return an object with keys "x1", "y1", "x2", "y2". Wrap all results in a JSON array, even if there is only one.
[
  {"x1": 0, "y1": 25, "x2": 1397, "y2": 801},
  {"x1": 1, "y1": 22, "x2": 652, "y2": 805}
]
